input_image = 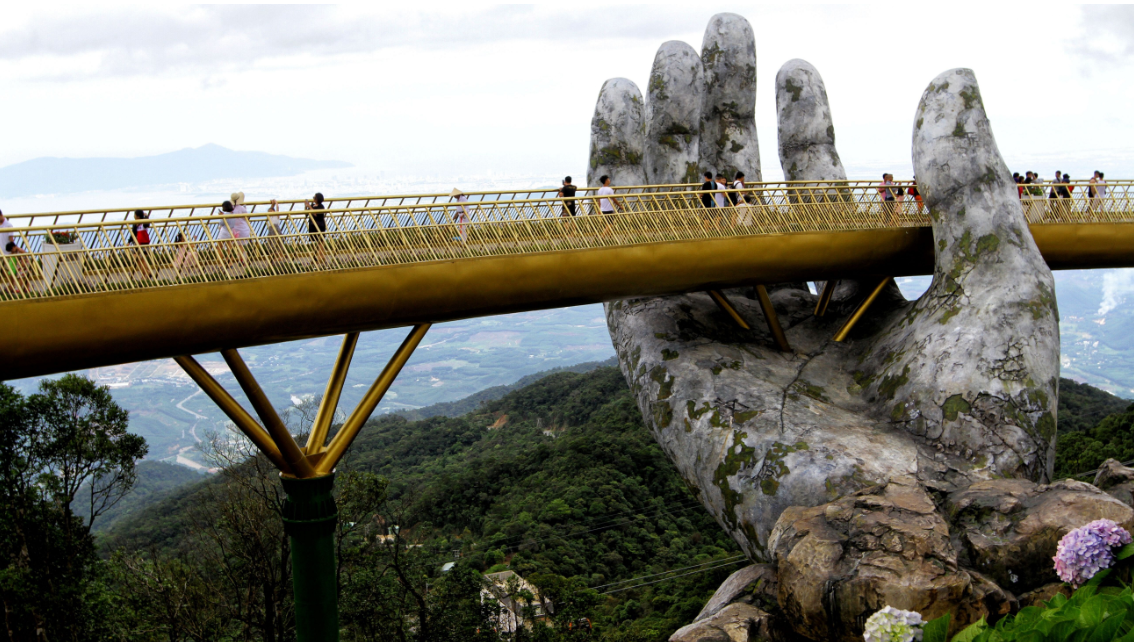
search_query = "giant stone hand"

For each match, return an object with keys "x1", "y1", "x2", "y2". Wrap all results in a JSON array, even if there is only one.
[{"x1": 587, "y1": 13, "x2": 1120, "y2": 641}]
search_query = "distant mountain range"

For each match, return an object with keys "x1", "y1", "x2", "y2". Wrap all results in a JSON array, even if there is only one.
[{"x1": 0, "y1": 144, "x2": 351, "y2": 197}]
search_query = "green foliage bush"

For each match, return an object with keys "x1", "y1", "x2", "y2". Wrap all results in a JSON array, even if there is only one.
[{"x1": 922, "y1": 585, "x2": 1134, "y2": 642}]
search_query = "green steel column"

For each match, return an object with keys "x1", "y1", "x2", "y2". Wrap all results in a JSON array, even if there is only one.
[{"x1": 280, "y1": 473, "x2": 339, "y2": 642}]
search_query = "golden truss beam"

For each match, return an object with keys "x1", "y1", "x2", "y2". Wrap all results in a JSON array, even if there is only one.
[
  {"x1": 833, "y1": 277, "x2": 893, "y2": 343},
  {"x1": 708, "y1": 290, "x2": 752, "y2": 331},
  {"x1": 172, "y1": 355, "x2": 291, "y2": 473},
  {"x1": 754, "y1": 285, "x2": 791, "y2": 353},
  {"x1": 222, "y1": 348, "x2": 316, "y2": 478},
  {"x1": 315, "y1": 324, "x2": 430, "y2": 475},
  {"x1": 171, "y1": 326, "x2": 427, "y2": 479},
  {"x1": 814, "y1": 280, "x2": 838, "y2": 316},
  {"x1": 306, "y1": 332, "x2": 359, "y2": 455}
]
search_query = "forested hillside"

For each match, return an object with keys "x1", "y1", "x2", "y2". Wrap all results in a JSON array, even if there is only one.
[
  {"x1": 103, "y1": 366, "x2": 741, "y2": 640},
  {"x1": 87, "y1": 371, "x2": 1134, "y2": 640}
]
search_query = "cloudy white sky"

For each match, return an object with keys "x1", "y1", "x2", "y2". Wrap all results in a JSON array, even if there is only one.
[{"x1": 2, "y1": 4, "x2": 1132, "y2": 181}]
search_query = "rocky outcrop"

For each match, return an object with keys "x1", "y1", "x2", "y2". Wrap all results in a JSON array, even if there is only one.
[
  {"x1": 669, "y1": 603, "x2": 772, "y2": 642},
  {"x1": 946, "y1": 478, "x2": 1134, "y2": 591},
  {"x1": 587, "y1": 78, "x2": 647, "y2": 188},
  {"x1": 645, "y1": 41, "x2": 704, "y2": 185},
  {"x1": 695, "y1": 564, "x2": 777, "y2": 622},
  {"x1": 700, "y1": 14, "x2": 761, "y2": 182},
  {"x1": 776, "y1": 59, "x2": 844, "y2": 183},
  {"x1": 768, "y1": 477, "x2": 1009, "y2": 641},
  {"x1": 1093, "y1": 458, "x2": 1134, "y2": 506}
]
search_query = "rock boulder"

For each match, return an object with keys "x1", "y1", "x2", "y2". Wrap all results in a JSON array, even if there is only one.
[{"x1": 946, "y1": 478, "x2": 1134, "y2": 591}]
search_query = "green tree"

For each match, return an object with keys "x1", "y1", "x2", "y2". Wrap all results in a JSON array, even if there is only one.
[{"x1": 0, "y1": 375, "x2": 147, "y2": 641}]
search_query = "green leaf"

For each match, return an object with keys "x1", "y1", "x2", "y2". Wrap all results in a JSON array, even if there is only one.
[
  {"x1": 1116, "y1": 543, "x2": 1134, "y2": 560},
  {"x1": 949, "y1": 618, "x2": 987, "y2": 642},
  {"x1": 1088, "y1": 613, "x2": 1127, "y2": 642},
  {"x1": 1081, "y1": 595, "x2": 1105, "y2": 627},
  {"x1": 1015, "y1": 631, "x2": 1044, "y2": 642},
  {"x1": 1087, "y1": 568, "x2": 1114, "y2": 589},
  {"x1": 1013, "y1": 606, "x2": 1042, "y2": 629},
  {"x1": 1049, "y1": 619, "x2": 1080, "y2": 640},
  {"x1": 922, "y1": 613, "x2": 949, "y2": 642}
]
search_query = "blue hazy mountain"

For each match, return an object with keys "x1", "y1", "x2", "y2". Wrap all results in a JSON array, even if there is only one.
[{"x1": 0, "y1": 144, "x2": 352, "y2": 197}]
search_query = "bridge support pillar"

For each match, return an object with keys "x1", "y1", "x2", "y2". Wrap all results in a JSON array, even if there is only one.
[
  {"x1": 708, "y1": 289, "x2": 751, "y2": 331},
  {"x1": 172, "y1": 324, "x2": 431, "y2": 642},
  {"x1": 281, "y1": 474, "x2": 340, "y2": 642},
  {"x1": 814, "y1": 279, "x2": 838, "y2": 316},
  {"x1": 755, "y1": 285, "x2": 792, "y2": 353},
  {"x1": 833, "y1": 276, "x2": 892, "y2": 342}
]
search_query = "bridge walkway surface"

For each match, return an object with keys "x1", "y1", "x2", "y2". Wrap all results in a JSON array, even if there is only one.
[{"x1": 5, "y1": 180, "x2": 1134, "y2": 384}]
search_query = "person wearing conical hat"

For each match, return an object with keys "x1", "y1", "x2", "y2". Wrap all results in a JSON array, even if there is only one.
[
  {"x1": 227, "y1": 191, "x2": 252, "y2": 247},
  {"x1": 450, "y1": 188, "x2": 469, "y2": 243}
]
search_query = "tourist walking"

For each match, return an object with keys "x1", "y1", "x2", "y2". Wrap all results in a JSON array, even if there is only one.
[
  {"x1": 879, "y1": 173, "x2": 897, "y2": 225},
  {"x1": 450, "y1": 188, "x2": 470, "y2": 242},
  {"x1": 909, "y1": 177, "x2": 923, "y2": 213},
  {"x1": 215, "y1": 201, "x2": 247, "y2": 270},
  {"x1": 700, "y1": 172, "x2": 715, "y2": 208},
  {"x1": 1089, "y1": 171, "x2": 1108, "y2": 216},
  {"x1": 264, "y1": 199, "x2": 286, "y2": 261},
  {"x1": 0, "y1": 209, "x2": 29, "y2": 294},
  {"x1": 596, "y1": 176, "x2": 623, "y2": 215},
  {"x1": 305, "y1": 192, "x2": 327, "y2": 265},
  {"x1": 1025, "y1": 172, "x2": 1044, "y2": 221},
  {"x1": 171, "y1": 227, "x2": 200, "y2": 274},
  {"x1": 734, "y1": 194, "x2": 755, "y2": 227},
  {"x1": 129, "y1": 210, "x2": 152, "y2": 279},
  {"x1": 713, "y1": 174, "x2": 729, "y2": 208},
  {"x1": 558, "y1": 176, "x2": 578, "y2": 217},
  {"x1": 730, "y1": 171, "x2": 746, "y2": 206},
  {"x1": 229, "y1": 192, "x2": 252, "y2": 244}
]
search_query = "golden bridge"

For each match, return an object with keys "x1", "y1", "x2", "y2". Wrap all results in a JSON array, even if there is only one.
[{"x1": 4, "y1": 180, "x2": 1133, "y2": 476}]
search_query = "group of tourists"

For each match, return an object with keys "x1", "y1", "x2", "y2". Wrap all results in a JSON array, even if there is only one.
[
  {"x1": 1012, "y1": 170, "x2": 1109, "y2": 215},
  {"x1": 0, "y1": 167, "x2": 1121, "y2": 294},
  {"x1": 699, "y1": 171, "x2": 752, "y2": 209},
  {"x1": 127, "y1": 191, "x2": 332, "y2": 277}
]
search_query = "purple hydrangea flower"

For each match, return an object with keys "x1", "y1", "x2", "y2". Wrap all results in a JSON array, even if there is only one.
[{"x1": 1053, "y1": 519, "x2": 1133, "y2": 586}]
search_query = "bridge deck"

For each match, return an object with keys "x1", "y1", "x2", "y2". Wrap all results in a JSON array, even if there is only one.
[{"x1": 5, "y1": 181, "x2": 1132, "y2": 379}]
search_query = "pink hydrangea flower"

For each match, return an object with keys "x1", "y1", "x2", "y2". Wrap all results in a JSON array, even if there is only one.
[{"x1": 1053, "y1": 519, "x2": 1132, "y2": 586}]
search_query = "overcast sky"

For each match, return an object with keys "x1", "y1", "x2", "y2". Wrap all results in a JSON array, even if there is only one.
[{"x1": 2, "y1": 4, "x2": 1131, "y2": 181}]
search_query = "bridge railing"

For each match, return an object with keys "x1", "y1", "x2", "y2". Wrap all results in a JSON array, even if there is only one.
[
  {"x1": 1, "y1": 183, "x2": 704, "y2": 228},
  {"x1": 3, "y1": 180, "x2": 925, "y2": 227},
  {"x1": 0, "y1": 181, "x2": 1129, "y2": 303}
]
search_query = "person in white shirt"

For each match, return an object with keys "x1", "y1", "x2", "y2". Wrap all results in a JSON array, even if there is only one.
[
  {"x1": 263, "y1": 198, "x2": 285, "y2": 260},
  {"x1": 596, "y1": 175, "x2": 623, "y2": 214},
  {"x1": 734, "y1": 194, "x2": 755, "y2": 226},
  {"x1": 450, "y1": 188, "x2": 470, "y2": 242},
  {"x1": 713, "y1": 174, "x2": 728, "y2": 208},
  {"x1": 1089, "y1": 171, "x2": 1107, "y2": 215},
  {"x1": 731, "y1": 171, "x2": 746, "y2": 206}
]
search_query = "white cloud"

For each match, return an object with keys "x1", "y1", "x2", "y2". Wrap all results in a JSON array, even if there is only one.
[
  {"x1": 1067, "y1": 6, "x2": 1134, "y2": 66},
  {"x1": 1099, "y1": 270, "x2": 1134, "y2": 316},
  {"x1": 0, "y1": 6, "x2": 702, "y2": 80}
]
